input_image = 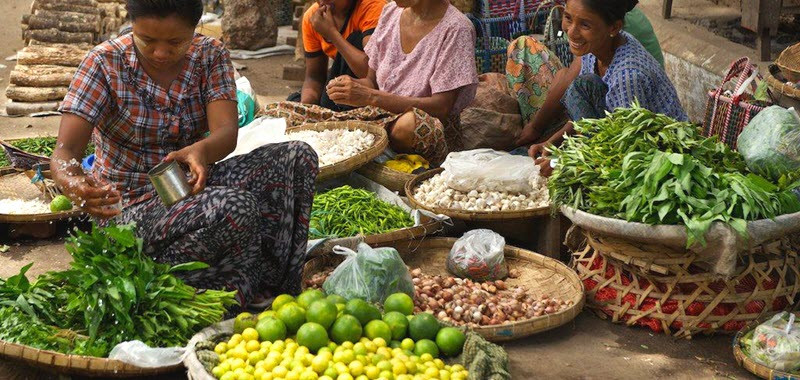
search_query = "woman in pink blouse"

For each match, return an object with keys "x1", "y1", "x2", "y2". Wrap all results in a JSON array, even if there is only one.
[{"x1": 265, "y1": 0, "x2": 478, "y2": 165}]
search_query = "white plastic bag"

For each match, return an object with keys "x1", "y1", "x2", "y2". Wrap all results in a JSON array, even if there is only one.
[
  {"x1": 749, "y1": 312, "x2": 800, "y2": 371},
  {"x1": 108, "y1": 340, "x2": 186, "y2": 368},
  {"x1": 447, "y1": 229, "x2": 507, "y2": 281},
  {"x1": 221, "y1": 116, "x2": 287, "y2": 161},
  {"x1": 441, "y1": 149, "x2": 541, "y2": 193}
]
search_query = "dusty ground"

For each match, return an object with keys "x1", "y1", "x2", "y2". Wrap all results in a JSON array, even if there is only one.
[{"x1": 0, "y1": 0, "x2": 762, "y2": 378}]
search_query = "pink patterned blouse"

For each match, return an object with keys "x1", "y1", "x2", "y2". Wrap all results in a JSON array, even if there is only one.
[{"x1": 365, "y1": 2, "x2": 478, "y2": 115}]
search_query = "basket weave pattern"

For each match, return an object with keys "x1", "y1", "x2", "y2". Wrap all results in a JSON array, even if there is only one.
[
  {"x1": 572, "y1": 230, "x2": 800, "y2": 339},
  {"x1": 0, "y1": 140, "x2": 49, "y2": 170}
]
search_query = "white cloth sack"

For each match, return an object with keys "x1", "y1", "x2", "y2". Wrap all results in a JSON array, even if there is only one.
[{"x1": 221, "y1": 116, "x2": 287, "y2": 161}]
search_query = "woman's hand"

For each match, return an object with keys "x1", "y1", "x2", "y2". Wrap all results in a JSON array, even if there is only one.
[
  {"x1": 516, "y1": 121, "x2": 542, "y2": 147},
  {"x1": 165, "y1": 144, "x2": 209, "y2": 195},
  {"x1": 326, "y1": 76, "x2": 374, "y2": 107},
  {"x1": 310, "y1": 5, "x2": 338, "y2": 41},
  {"x1": 61, "y1": 175, "x2": 121, "y2": 219},
  {"x1": 529, "y1": 141, "x2": 554, "y2": 177}
]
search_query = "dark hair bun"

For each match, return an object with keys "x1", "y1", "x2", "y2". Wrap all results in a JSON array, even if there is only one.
[{"x1": 582, "y1": 0, "x2": 639, "y2": 24}]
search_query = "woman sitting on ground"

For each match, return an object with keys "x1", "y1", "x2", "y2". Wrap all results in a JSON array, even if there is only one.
[
  {"x1": 290, "y1": 0, "x2": 385, "y2": 111},
  {"x1": 265, "y1": 0, "x2": 479, "y2": 165},
  {"x1": 509, "y1": 0, "x2": 686, "y2": 175},
  {"x1": 51, "y1": 0, "x2": 318, "y2": 309}
]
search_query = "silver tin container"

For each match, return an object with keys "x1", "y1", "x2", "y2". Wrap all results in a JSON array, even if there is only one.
[{"x1": 148, "y1": 160, "x2": 191, "y2": 207}]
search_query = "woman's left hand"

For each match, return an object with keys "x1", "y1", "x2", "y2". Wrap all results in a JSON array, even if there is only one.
[
  {"x1": 165, "y1": 144, "x2": 208, "y2": 195},
  {"x1": 326, "y1": 76, "x2": 373, "y2": 107}
]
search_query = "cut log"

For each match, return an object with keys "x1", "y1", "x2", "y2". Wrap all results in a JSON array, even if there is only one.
[
  {"x1": 10, "y1": 65, "x2": 76, "y2": 87},
  {"x1": 5, "y1": 100, "x2": 61, "y2": 116},
  {"x1": 97, "y1": 3, "x2": 120, "y2": 17},
  {"x1": 6, "y1": 85, "x2": 69, "y2": 102},
  {"x1": 24, "y1": 29, "x2": 94, "y2": 45},
  {"x1": 34, "y1": 10, "x2": 101, "y2": 25},
  {"x1": 32, "y1": 0, "x2": 98, "y2": 9},
  {"x1": 17, "y1": 45, "x2": 89, "y2": 66},
  {"x1": 28, "y1": 15, "x2": 100, "y2": 33},
  {"x1": 34, "y1": 2, "x2": 103, "y2": 16}
]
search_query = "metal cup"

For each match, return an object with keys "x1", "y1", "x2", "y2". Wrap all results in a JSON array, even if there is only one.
[{"x1": 148, "y1": 161, "x2": 192, "y2": 207}]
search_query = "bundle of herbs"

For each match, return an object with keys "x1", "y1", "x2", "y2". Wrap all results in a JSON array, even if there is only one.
[
  {"x1": 0, "y1": 137, "x2": 94, "y2": 167},
  {"x1": 0, "y1": 223, "x2": 237, "y2": 357},
  {"x1": 549, "y1": 104, "x2": 800, "y2": 246},
  {"x1": 309, "y1": 185, "x2": 414, "y2": 239}
]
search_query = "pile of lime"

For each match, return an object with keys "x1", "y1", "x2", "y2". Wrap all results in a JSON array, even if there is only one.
[{"x1": 213, "y1": 290, "x2": 468, "y2": 380}]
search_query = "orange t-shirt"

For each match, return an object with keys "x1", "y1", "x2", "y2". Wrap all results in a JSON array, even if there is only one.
[{"x1": 302, "y1": 0, "x2": 385, "y2": 59}]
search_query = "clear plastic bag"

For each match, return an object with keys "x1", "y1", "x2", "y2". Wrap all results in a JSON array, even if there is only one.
[
  {"x1": 322, "y1": 243, "x2": 414, "y2": 303},
  {"x1": 108, "y1": 340, "x2": 186, "y2": 368},
  {"x1": 748, "y1": 312, "x2": 800, "y2": 372},
  {"x1": 738, "y1": 106, "x2": 800, "y2": 181},
  {"x1": 446, "y1": 229, "x2": 508, "y2": 281},
  {"x1": 441, "y1": 149, "x2": 542, "y2": 194}
]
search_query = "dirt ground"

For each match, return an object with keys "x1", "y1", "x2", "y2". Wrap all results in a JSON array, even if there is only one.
[{"x1": 0, "y1": 0, "x2": 761, "y2": 378}]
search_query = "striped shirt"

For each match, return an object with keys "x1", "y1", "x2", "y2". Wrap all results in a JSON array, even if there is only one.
[
  {"x1": 59, "y1": 33, "x2": 237, "y2": 206},
  {"x1": 580, "y1": 31, "x2": 687, "y2": 121}
]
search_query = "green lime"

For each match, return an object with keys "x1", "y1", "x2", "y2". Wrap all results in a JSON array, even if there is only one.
[
  {"x1": 435, "y1": 327, "x2": 466, "y2": 357},
  {"x1": 327, "y1": 294, "x2": 347, "y2": 305},
  {"x1": 408, "y1": 313, "x2": 440, "y2": 341},
  {"x1": 49, "y1": 195, "x2": 72, "y2": 212},
  {"x1": 277, "y1": 304, "x2": 306, "y2": 334},
  {"x1": 272, "y1": 294, "x2": 295, "y2": 311},
  {"x1": 296, "y1": 322, "x2": 329, "y2": 353},
  {"x1": 364, "y1": 320, "x2": 392, "y2": 342},
  {"x1": 233, "y1": 312, "x2": 257, "y2": 334},
  {"x1": 344, "y1": 299, "x2": 381, "y2": 326},
  {"x1": 330, "y1": 315, "x2": 363, "y2": 344},
  {"x1": 255, "y1": 317, "x2": 287, "y2": 342},
  {"x1": 381, "y1": 312, "x2": 409, "y2": 341},
  {"x1": 414, "y1": 339, "x2": 439, "y2": 358},
  {"x1": 306, "y1": 299, "x2": 338, "y2": 330},
  {"x1": 383, "y1": 293, "x2": 414, "y2": 316},
  {"x1": 297, "y1": 289, "x2": 326, "y2": 309}
]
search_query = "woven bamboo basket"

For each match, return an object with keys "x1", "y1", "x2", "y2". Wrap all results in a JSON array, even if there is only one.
[
  {"x1": 286, "y1": 121, "x2": 389, "y2": 183},
  {"x1": 0, "y1": 340, "x2": 183, "y2": 377},
  {"x1": 0, "y1": 139, "x2": 50, "y2": 170},
  {"x1": 0, "y1": 169, "x2": 82, "y2": 223},
  {"x1": 572, "y1": 229, "x2": 800, "y2": 339},
  {"x1": 355, "y1": 161, "x2": 416, "y2": 194},
  {"x1": 777, "y1": 43, "x2": 800, "y2": 83},
  {"x1": 766, "y1": 73, "x2": 800, "y2": 101},
  {"x1": 405, "y1": 168, "x2": 551, "y2": 221},
  {"x1": 302, "y1": 238, "x2": 585, "y2": 342},
  {"x1": 732, "y1": 316, "x2": 800, "y2": 380}
]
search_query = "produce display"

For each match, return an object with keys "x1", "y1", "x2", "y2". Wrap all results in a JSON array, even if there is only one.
[
  {"x1": 741, "y1": 312, "x2": 800, "y2": 372},
  {"x1": 0, "y1": 198, "x2": 51, "y2": 214},
  {"x1": 412, "y1": 173, "x2": 549, "y2": 212},
  {"x1": 306, "y1": 267, "x2": 572, "y2": 328},
  {"x1": 737, "y1": 106, "x2": 800, "y2": 181},
  {"x1": 207, "y1": 289, "x2": 469, "y2": 380},
  {"x1": 0, "y1": 223, "x2": 237, "y2": 357},
  {"x1": 287, "y1": 129, "x2": 375, "y2": 167},
  {"x1": 548, "y1": 103, "x2": 800, "y2": 245},
  {"x1": 322, "y1": 243, "x2": 414, "y2": 304},
  {"x1": 309, "y1": 186, "x2": 414, "y2": 239},
  {"x1": 0, "y1": 137, "x2": 94, "y2": 167}
]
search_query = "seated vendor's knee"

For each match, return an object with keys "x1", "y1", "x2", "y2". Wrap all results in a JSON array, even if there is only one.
[{"x1": 388, "y1": 111, "x2": 417, "y2": 152}]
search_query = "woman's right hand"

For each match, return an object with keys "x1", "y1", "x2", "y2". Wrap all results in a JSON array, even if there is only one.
[
  {"x1": 61, "y1": 175, "x2": 121, "y2": 219},
  {"x1": 516, "y1": 122, "x2": 541, "y2": 147}
]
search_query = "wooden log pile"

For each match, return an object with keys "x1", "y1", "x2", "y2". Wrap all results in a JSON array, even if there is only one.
[{"x1": 7, "y1": 0, "x2": 127, "y2": 115}]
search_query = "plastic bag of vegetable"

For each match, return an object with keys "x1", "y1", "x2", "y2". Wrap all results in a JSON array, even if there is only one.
[
  {"x1": 447, "y1": 229, "x2": 507, "y2": 281},
  {"x1": 738, "y1": 106, "x2": 800, "y2": 181},
  {"x1": 322, "y1": 243, "x2": 414, "y2": 303},
  {"x1": 441, "y1": 149, "x2": 542, "y2": 193},
  {"x1": 748, "y1": 312, "x2": 800, "y2": 372}
]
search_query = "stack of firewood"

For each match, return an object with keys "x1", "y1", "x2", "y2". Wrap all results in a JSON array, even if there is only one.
[{"x1": 7, "y1": 0, "x2": 127, "y2": 115}]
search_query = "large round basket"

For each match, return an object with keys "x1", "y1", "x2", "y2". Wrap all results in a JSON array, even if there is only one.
[
  {"x1": 405, "y1": 168, "x2": 551, "y2": 221},
  {"x1": 766, "y1": 73, "x2": 800, "y2": 102},
  {"x1": 302, "y1": 238, "x2": 585, "y2": 342},
  {"x1": 286, "y1": 121, "x2": 388, "y2": 183},
  {"x1": 0, "y1": 169, "x2": 82, "y2": 223},
  {"x1": 0, "y1": 340, "x2": 183, "y2": 377},
  {"x1": 0, "y1": 139, "x2": 49, "y2": 170},
  {"x1": 732, "y1": 316, "x2": 800, "y2": 380},
  {"x1": 356, "y1": 161, "x2": 416, "y2": 194},
  {"x1": 776, "y1": 42, "x2": 800, "y2": 83}
]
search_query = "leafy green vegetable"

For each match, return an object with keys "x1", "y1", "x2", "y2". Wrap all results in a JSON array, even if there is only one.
[
  {"x1": 309, "y1": 186, "x2": 414, "y2": 239},
  {"x1": 549, "y1": 103, "x2": 800, "y2": 246},
  {"x1": 0, "y1": 223, "x2": 238, "y2": 357},
  {"x1": 0, "y1": 137, "x2": 95, "y2": 167}
]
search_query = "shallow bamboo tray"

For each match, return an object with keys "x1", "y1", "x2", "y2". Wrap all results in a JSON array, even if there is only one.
[
  {"x1": 287, "y1": 121, "x2": 388, "y2": 183},
  {"x1": 777, "y1": 43, "x2": 800, "y2": 83},
  {"x1": 0, "y1": 169, "x2": 82, "y2": 223},
  {"x1": 733, "y1": 316, "x2": 800, "y2": 380},
  {"x1": 405, "y1": 168, "x2": 551, "y2": 221},
  {"x1": 767, "y1": 73, "x2": 800, "y2": 101},
  {"x1": 303, "y1": 238, "x2": 585, "y2": 342},
  {"x1": 0, "y1": 340, "x2": 183, "y2": 377},
  {"x1": 356, "y1": 161, "x2": 416, "y2": 194}
]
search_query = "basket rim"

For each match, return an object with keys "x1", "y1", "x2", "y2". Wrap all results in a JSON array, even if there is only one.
[
  {"x1": 766, "y1": 73, "x2": 800, "y2": 100},
  {"x1": 287, "y1": 120, "x2": 389, "y2": 183},
  {"x1": 404, "y1": 168, "x2": 551, "y2": 221},
  {"x1": 0, "y1": 339, "x2": 183, "y2": 377},
  {"x1": 776, "y1": 43, "x2": 800, "y2": 74},
  {"x1": 0, "y1": 169, "x2": 85, "y2": 223}
]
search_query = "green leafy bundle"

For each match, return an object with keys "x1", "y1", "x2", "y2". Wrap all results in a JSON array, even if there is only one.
[
  {"x1": 549, "y1": 104, "x2": 800, "y2": 246},
  {"x1": 0, "y1": 223, "x2": 238, "y2": 357},
  {"x1": 0, "y1": 137, "x2": 94, "y2": 167},
  {"x1": 309, "y1": 186, "x2": 414, "y2": 239}
]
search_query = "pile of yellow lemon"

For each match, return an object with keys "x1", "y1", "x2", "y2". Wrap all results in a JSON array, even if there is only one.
[{"x1": 211, "y1": 331, "x2": 469, "y2": 380}]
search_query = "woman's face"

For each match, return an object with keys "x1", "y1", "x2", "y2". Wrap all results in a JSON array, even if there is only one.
[
  {"x1": 562, "y1": 0, "x2": 623, "y2": 57},
  {"x1": 132, "y1": 15, "x2": 195, "y2": 70}
]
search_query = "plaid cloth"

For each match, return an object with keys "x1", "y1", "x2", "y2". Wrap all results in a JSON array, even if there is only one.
[{"x1": 59, "y1": 33, "x2": 237, "y2": 206}]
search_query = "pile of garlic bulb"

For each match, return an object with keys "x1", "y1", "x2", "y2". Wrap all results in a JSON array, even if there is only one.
[
  {"x1": 413, "y1": 173, "x2": 549, "y2": 212},
  {"x1": 286, "y1": 129, "x2": 375, "y2": 167}
]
